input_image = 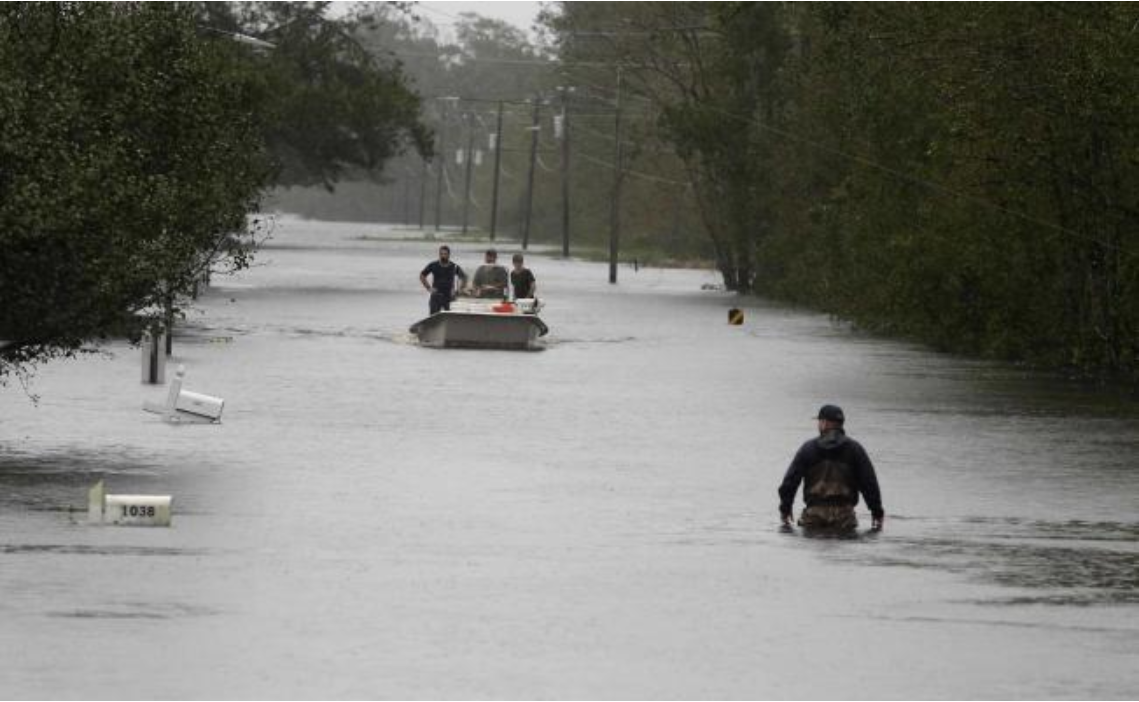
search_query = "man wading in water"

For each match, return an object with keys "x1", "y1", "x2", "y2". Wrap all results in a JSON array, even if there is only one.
[{"x1": 779, "y1": 405, "x2": 884, "y2": 533}]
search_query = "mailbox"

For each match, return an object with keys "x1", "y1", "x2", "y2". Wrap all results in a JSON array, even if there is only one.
[
  {"x1": 175, "y1": 389, "x2": 224, "y2": 422},
  {"x1": 142, "y1": 365, "x2": 224, "y2": 424},
  {"x1": 104, "y1": 494, "x2": 173, "y2": 527},
  {"x1": 88, "y1": 480, "x2": 172, "y2": 527}
]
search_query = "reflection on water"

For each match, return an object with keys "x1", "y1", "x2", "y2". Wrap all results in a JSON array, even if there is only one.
[
  {"x1": 43, "y1": 599, "x2": 222, "y2": 620},
  {"x1": 0, "y1": 544, "x2": 201, "y2": 557},
  {"x1": 546, "y1": 335, "x2": 638, "y2": 346},
  {"x1": 848, "y1": 517, "x2": 1139, "y2": 606}
]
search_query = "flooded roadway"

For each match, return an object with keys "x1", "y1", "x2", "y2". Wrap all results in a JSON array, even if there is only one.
[{"x1": 2, "y1": 216, "x2": 1138, "y2": 699}]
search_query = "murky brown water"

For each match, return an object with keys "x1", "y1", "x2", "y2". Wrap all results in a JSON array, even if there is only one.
[{"x1": 2, "y1": 217, "x2": 1137, "y2": 698}]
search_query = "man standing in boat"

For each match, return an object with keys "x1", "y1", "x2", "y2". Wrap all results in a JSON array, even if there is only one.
[
  {"x1": 778, "y1": 404, "x2": 884, "y2": 533},
  {"x1": 471, "y1": 249, "x2": 509, "y2": 299},
  {"x1": 420, "y1": 245, "x2": 468, "y2": 315},
  {"x1": 510, "y1": 253, "x2": 536, "y2": 300}
]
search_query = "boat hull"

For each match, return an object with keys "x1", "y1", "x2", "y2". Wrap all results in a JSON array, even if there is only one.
[{"x1": 409, "y1": 311, "x2": 548, "y2": 350}]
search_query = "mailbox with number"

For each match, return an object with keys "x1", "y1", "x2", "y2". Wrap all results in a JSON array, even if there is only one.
[{"x1": 88, "y1": 480, "x2": 173, "y2": 527}]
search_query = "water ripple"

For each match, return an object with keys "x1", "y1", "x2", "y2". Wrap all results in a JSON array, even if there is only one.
[{"x1": 851, "y1": 518, "x2": 1139, "y2": 605}]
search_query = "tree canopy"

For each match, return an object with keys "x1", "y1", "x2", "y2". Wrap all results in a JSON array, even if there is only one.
[
  {"x1": 542, "y1": 2, "x2": 1139, "y2": 381},
  {"x1": 0, "y1": 1, "x2": 428, "y2": 381}
]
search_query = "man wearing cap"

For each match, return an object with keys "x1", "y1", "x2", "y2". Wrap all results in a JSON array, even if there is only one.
[
  {"x1": 471, "y1": 249, "x2": 509, "y2": 299},
  {"x1": 778, "y1": 404, "x2": 884, "y2": 532}
]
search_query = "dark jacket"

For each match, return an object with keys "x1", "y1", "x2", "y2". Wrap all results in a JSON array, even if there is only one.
[{"x1": 778, "y1": 429, "x2": 883, "y2": 519}]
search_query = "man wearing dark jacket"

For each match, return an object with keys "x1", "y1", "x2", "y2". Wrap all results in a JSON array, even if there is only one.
[{"x1": 779, "y1": 404, "x2": 884, "y2": 532}]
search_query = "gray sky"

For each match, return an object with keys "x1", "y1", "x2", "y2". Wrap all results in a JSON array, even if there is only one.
[
  {"x1": 329, "y1": 2, "x2": 549, "y2": 41},
  {"x1": 415, "y1": 1, "x2": 547, "y2": 35}
]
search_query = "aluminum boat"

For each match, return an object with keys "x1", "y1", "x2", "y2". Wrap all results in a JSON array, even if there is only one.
[{"x1": 409, "y1": 298, "x2": 548, "y2": 350}]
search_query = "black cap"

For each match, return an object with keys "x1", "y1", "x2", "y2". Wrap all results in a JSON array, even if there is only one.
[{"x1": 815, "y1": 404, "x2": 845, "y2": 424}]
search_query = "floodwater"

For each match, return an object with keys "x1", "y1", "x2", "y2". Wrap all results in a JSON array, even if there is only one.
[{"x1": 2, "y1": 216, "x2": 1138, "y2": 699}]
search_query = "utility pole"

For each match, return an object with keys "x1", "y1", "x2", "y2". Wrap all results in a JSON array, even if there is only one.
[
  {"x1": 433, "y1": 97, "x2": 458, "y2": 232},
  {"x1": 402, "y1": 174, "x2": 411, "y2": 225},
  {"x1": 559, "y1": 88, "x2": 572, "y2": 258},
  {"x1": 433, "y1": 120, "x2": 446, "y2": 232},
  {"x1": 418, "y1": 158, "x2": 427, "y2": 230},
  {"x1": 488, "y1": 101, "x2": 504, "y2": 242},
  {"x1": 521, "y1": 96, "x2": 541, "y2": 250},
  {"x1": 460, "y1": 113, "x2": 475, "y2": 236},
  {"x1": 609, "y1": 68, "x2": 624, "y2": 284},
  {"x1": 164, "y1": 289, "x2": 174, "y2": 356}
]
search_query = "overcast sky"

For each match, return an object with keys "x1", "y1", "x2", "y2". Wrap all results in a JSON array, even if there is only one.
[
  {"x1": 416, "y1": 1, "x2": 547, "y2": 34},
  {"x1": 327, "y1": 2, "x2": 550, "y2": 44}
]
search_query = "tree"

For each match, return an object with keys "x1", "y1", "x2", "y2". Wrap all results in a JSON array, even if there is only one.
[
  {"x1": 761, "y1": 4, "x2": 1139, "y2": 378},
  {"x1": 544, "y1": 1, "x2": 791, "y2": 290},
  {"x1": 195, "y1": 1, "x2": 431, "y2": 188},
  {"x1": 0, "y1": 2, "x2": 270, "y2": 380},
  {"x1": 0, "y1": 1, "x2": 431, "y2": 382},
  {"x1": 274, "y1": 6, "x2": 713, "y2": 264},
  {"x1": 544, "y1": 2, "x2": 1139, "y2": 380}
]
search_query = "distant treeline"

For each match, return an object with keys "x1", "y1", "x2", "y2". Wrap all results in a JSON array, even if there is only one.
[
  {"x1": 549, "y1": 3, "x2": 1139, "y2": 381},
  {"x1": 274, "y1": 3, "x2": 1137, "y2": 381},
  {"x1": 272, "y1": 3, "x2": 715, "y2": 263}
]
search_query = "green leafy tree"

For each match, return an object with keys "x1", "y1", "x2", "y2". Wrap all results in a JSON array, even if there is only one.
[
  {"x1": 0, "y1": 2, "x2": 270, "y2": 379},
  {"x1": 195, "y1": 1, "x2": 431, "y2": 188},
  {"x1": 545, "y1": 2, "x2": 1139, "y2": 380},
  {"x1": 763, "y1": 4, "x2": 1139, "y2": 378},
  {"x1": 0, "y1": 1, "x2": 431, "y2": 382}
]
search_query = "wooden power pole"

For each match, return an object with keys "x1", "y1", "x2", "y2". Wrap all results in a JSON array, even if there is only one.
[
  {"x1": 609, "y1": 68, "x2": 624, "y2": 284},
  {"x1": 521, "y1": 97, "x2": 541, "y2": 250},
  {"x1": 460, "y1": 113, "x2": 474, "y2": 236},
  {"x1": 560, "y1": 89, "x2": 571, "y2": 258},
  {"x1": 489, "y1": 101, "x2": 504, "y2": 242}
]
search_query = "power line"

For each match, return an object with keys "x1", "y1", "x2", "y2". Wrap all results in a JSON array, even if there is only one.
[
  {"x1": 420, "y1": 95, "x2": 655, "y2": 120},
  {"x1": 388, "y1": 50, "x2": 560, "y2": 66},
  {"x1": 564, "y1": 27, "x2": 714, "y2": 37},
  {"x1": 535, "y1": 153, "x2": 556, "y2": 174},
  {"x1": 389, "y1": 49, "x2": 686, "y2": 72},
  {"x1": 573, "y1": 120, "x2": 659, "y2": 150},
  {"x1": 577, "y1": 151, "x2": 691, "y2": 187},
  {"x1": 411, "y1": 3, "x2": 463, "y2": 22}
]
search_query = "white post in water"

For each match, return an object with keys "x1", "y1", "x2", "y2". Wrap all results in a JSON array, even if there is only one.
[
  {"x1": 87, "y1": 480, "x2": 106, "y2": 524},
  {"x1": 164, "y1": 365, "x2": 185, "y2": 419}
]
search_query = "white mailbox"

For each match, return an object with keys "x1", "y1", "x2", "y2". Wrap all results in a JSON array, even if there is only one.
[
  {"x1": 88, "y1": 480, "x2": 172, "y2": 527},
  {"x1": 175, "y1": 389, "x2": 224, "y2": 422},
  {"x1": 143, "y1": 365, "x2": 224, "y2": 424}
]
